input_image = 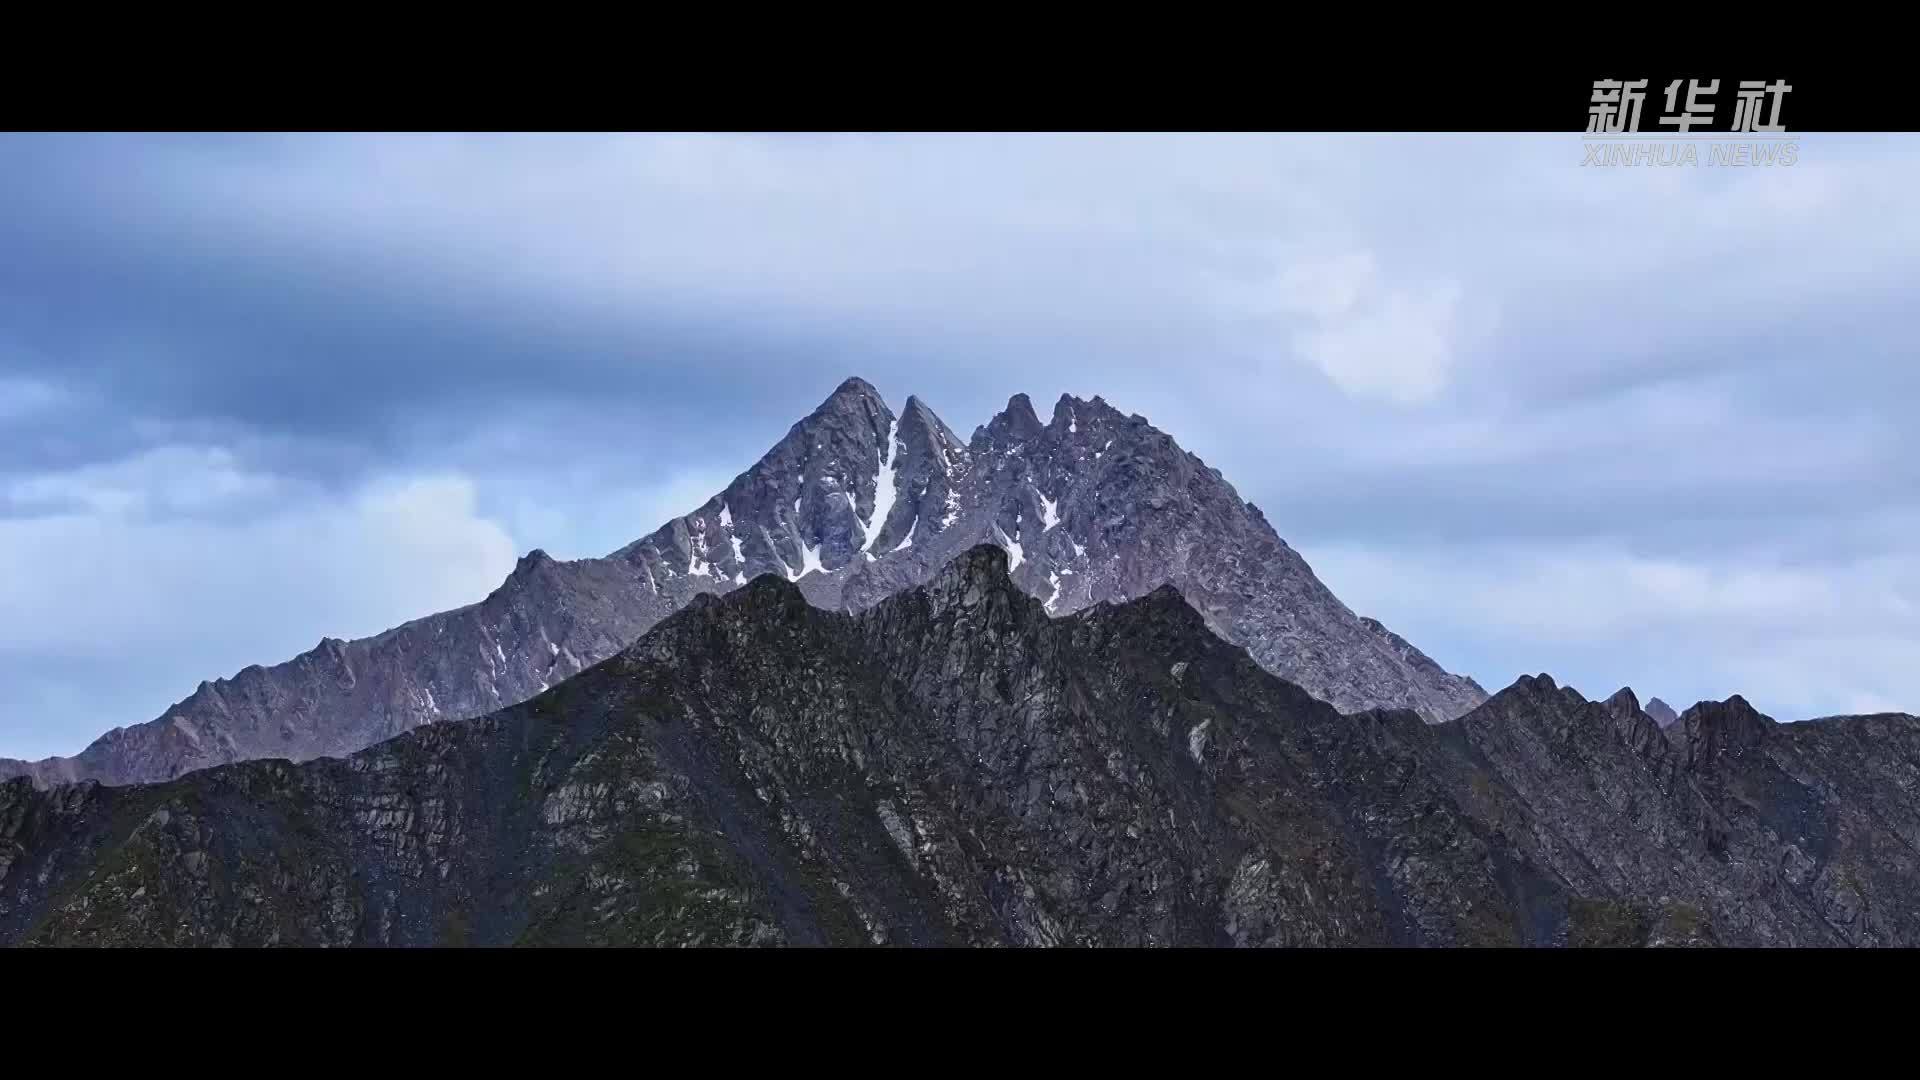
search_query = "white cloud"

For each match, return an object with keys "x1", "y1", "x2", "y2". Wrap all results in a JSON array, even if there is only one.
[
  {"x1": 0, "y1": 376, "x2": 64, "y2": 422},
  {"x1": 1289, "y1": 276, "x2": 1463, "y2": 405},
  {"x1": 7, "y1": 445, "x2": 279, "y2": 516},
  {"x1": 490, "y1": 466, "x2": 739, "y2": 561},
  {"x1": 1308, "y1": 541, "x2": 1920, "y2": 721},
  {"x1": 1212, "y1": 250, "x2": 1469, "y2": 405},
  {"x1": 0, "y1": 469, "x2": 517, "y2": 756}
]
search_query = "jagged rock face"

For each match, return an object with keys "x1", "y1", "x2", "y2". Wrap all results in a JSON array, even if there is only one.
[
  {"x1": 1458, "y1": 680, "x2": 1920, "y2": 945},
  {"x1": 3, "y1": 548, "x2": 1914, "y2": 947},
  {"x1": 1, "y1": 377, "x2": 1482, "y2": 790}
]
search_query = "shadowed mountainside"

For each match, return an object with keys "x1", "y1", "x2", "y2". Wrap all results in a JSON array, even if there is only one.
[{"x1": 4, "y1": 547, "x2": 1913, "y2": 947}]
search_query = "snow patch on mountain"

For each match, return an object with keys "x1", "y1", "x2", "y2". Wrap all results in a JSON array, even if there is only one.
[
  {"x1": 859, "y1": 417, "x2": 902, "y2": 553},
  {"x1": 792, "y1": 533, "x2": 826, "y2": 580},
  {"x1": 992, "y1": 523, "x2": 1024, "y2": 572},
  {"x1": 1036, "y1": 487, "x2": 1059, "y2": 532}
]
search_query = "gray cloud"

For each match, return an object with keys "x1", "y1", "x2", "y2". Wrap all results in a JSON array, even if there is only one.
[{"x1": 1, "y1": 132, "x2": 1916, "y2": 755}]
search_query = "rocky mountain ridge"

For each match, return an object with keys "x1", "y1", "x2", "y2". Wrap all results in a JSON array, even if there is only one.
[{"x1": 4, "y1": 546, "x2": 1914, "y2": 947}]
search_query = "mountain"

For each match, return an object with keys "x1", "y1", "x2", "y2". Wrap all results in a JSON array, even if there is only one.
[
  {"x1": 4, "y1": 547, "x2": 1915, "y2": 947},
  {"x1": 1, "y1": 378, "x2": 1483, "y2": 789},
  {"x1": 1645, "y1": 697, "x2": 1680, "y2": 728}
]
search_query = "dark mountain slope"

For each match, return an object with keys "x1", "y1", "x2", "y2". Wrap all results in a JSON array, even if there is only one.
[{"x1": 6, "y1": 546, "x2": 1915, "y2": 947}]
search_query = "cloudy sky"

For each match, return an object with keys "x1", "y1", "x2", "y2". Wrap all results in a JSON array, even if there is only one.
[{"x1": 3, "y1": 132, "x2": 1916, "y2": 759}]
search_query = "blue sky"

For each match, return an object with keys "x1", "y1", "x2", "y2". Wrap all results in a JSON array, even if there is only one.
[{"x1": 3, "y1": 132, "x2": 1917, "y2": 758}]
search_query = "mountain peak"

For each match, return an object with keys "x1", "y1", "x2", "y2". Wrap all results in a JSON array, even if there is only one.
[
  {"x1": 1049, "y1": 393, "x2": 1077, "y2": 429},
  {"x1": 1604, "y1": 686, "x2": 1642, "y2": 714},
  {"x1": 1680, "y1": 695, "x2": 1773, "y2": 768},
  {"x1": 513, "y1": 549, "x2": 556, "y2": 576},
  {"x1": 1048, "y1": 392, "x2": 1105, "y2": 435},
  {"x1": 1131, "y1": 582, "x2": 1212, "y2": 632},
  {"x1": 922, "y1": 544, "x2": 1023, "y2": 617},
  {"x1": 2, "y1": 378, "x2": 1494, "y2": 790},
  {"x1": 796, "y1": 376, "x2": 891, "y2": 430},
  {"x1": 829, "y1": 375, "x2": 882, "y2": 402},
  {"x1": 1483, "y1": 673, "x2": 1595, "y2": 716},
  {"x1": 1644, "y1": 696, "x2": 1680, "y2": 728},
  {"x1": 899, "y1": 394, "x2": 964, "y2": 450},
  {"x1": 1598, "y1": 686, "x2": 1675, "y2": 756},
  {"x1": 979, "y1": 393, "x2": 1045, "y2": 446},
  {"x1": 752, "y1": 378, "x2": 894, "y2": 478},
  {"x1": 949, "y1": 541, "x2": 1011, "y2": 580}
]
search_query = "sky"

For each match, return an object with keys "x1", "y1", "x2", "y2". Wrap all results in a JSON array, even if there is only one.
[{"x1": 2, "y1": 132, "x2": 1917, "y2": 759}]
